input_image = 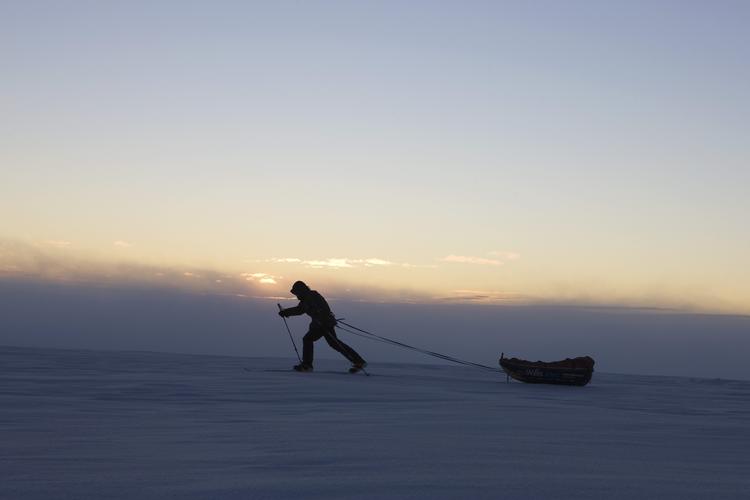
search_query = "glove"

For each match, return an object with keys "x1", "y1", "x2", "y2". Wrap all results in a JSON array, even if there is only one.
[{"x1": 278, "y1": 309, "x2": 288, "y2": 318}]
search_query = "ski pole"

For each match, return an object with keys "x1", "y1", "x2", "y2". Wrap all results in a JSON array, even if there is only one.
[{"x1": 277, "y1": 303, "x2": 302, "y2": 363}]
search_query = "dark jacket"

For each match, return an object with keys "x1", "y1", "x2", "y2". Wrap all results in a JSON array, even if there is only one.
[{"x1": 283, "y1": 290, "x2": 337, "y2": 328}]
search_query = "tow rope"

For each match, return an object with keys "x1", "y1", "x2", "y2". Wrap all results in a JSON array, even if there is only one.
[{"x1": 336, "y1": 320, "x2": 499, "y2": 372}]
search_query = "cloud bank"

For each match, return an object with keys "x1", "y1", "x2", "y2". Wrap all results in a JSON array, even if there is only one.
[
  {"x1": 0, "y1": 239, "x2": 274, "y2": 299},
  {"x1": 1, "y1": 238, "x2": 739, "y2": 313},
  {"x1": 251, "y1": 257, "x2": 406, "y2": 269}
]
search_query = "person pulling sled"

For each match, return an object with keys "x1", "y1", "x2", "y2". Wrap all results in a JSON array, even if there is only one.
[{"x1": 278, "y1": 281, "x2": 367, "y2": 373}]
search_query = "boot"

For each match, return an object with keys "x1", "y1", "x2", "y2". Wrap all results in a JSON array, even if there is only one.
[{"x1": 349, "y1": 361, "x2": 367, "y2": 374}]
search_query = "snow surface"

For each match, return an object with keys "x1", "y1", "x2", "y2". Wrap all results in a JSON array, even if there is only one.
[{"x1": 1, "y1": 346, "x2": 748, "y2": 499}]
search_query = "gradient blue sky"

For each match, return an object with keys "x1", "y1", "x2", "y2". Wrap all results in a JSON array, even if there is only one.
[{"x1": 2, "y1": 1, "x2": 750, "y2": 312}]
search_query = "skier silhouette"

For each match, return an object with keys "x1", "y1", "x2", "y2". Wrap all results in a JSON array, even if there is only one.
[{"x1": 278, "y1": 281, "x2": 366, "y2": 372}]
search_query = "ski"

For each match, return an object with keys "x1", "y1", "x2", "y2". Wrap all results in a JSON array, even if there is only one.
[
  {"x1": 349, "y1": 362, "x2": 369, "y2": 376},
  {"x1": 244, "y1": 367, "x2": 369, "y2": 376}
]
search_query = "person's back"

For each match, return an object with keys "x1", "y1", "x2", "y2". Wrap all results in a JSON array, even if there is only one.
[{"x1": 298, "y1": 289, "x2": 336, "y2": 327}]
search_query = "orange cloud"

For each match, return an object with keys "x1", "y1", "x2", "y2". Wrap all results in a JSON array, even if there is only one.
[
  {"x1": 241, "y1": 272, "x2": 279, "y2": 285},
  {"x1": 43, "y1": 240, "x2": 72, "y2": 249},
  {"x1": 489, "y1": 250, "x2": 520, "y2": 260},
  {"x1": 440, "y1": 255, "x2": 503, "y2": 266}
]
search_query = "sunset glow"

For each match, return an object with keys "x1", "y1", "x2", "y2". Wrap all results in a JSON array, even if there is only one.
[{"x1": 2, "y1": 1, "x2": 749, "y2": 314}]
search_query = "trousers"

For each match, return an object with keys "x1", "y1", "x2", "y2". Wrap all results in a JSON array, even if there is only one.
[{"x1": 302, "y1": 322, "x2": 365, "y2": 366}]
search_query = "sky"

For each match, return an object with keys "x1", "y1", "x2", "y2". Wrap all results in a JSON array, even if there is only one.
[{"x1": 2, "y1": 1, "x2": 750, "y2": 320}]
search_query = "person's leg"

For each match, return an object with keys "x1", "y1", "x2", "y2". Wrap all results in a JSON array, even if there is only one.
[
  {"x1": 323, "y1": 328, "x2": 365, "y2": 365},
  {"x1": 302, "y1": 325, "x2": 325, "y2": 366}
]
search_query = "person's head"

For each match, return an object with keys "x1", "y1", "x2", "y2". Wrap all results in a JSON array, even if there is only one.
[{"x1": 290, "y1": 280, "x2": 310, "y2": 299}]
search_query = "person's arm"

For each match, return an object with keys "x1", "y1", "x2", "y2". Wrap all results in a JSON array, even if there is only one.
[{"x1": 279, "y1": 302, "x2": 304, "y2": 317}]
